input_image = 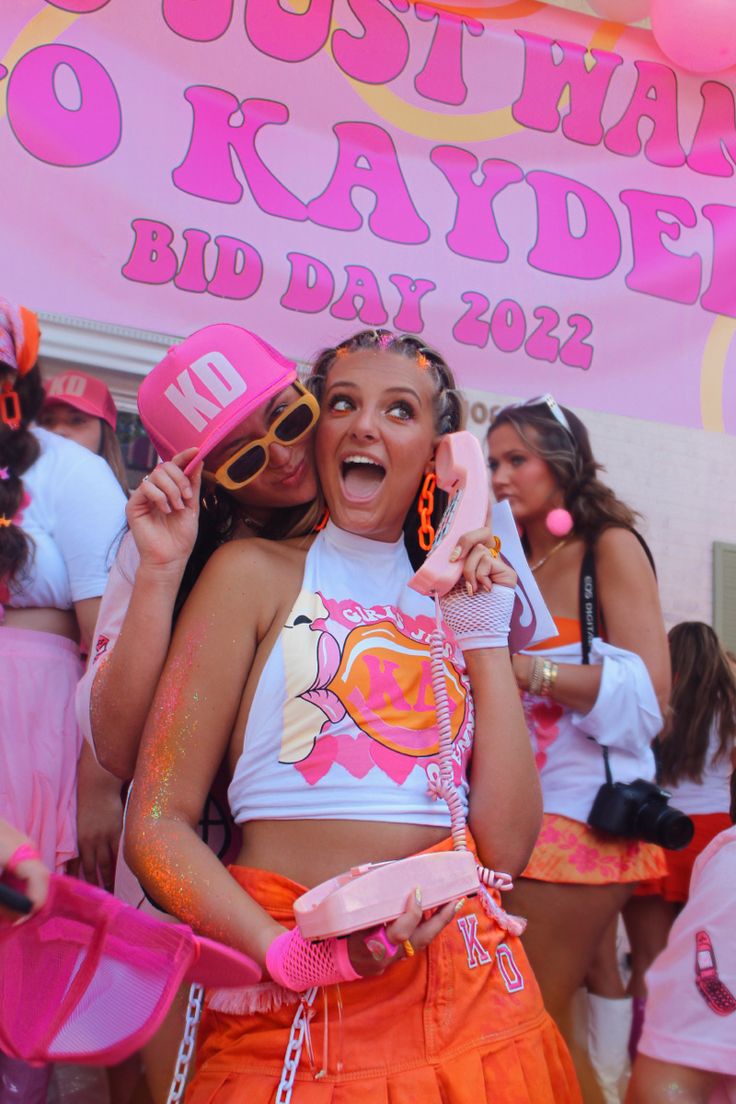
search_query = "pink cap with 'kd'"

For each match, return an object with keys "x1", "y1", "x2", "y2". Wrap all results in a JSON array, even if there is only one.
[
  {"x1": 44, "y1": 371, "x2": 118, "y2": 430},
  {"x1": 137, "y1": 325, "x2": 297, "y2": 469}
]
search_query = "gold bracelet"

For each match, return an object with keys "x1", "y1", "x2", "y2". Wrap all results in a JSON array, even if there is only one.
[
  {"x1": 528, "y1": 656, "x2": 544, "y2": 695},
  {"x1": 539, "y1": 660, "x2": 558, "y2": 697}
]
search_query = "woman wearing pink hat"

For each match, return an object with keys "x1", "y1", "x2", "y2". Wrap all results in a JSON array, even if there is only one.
[
  {"x1": 76, "y1": 323, "x2": 321, "y2": 1101},
  {"x1": 38, "y1": 369, "x2": 129, "y2": 495},
  {"x1": 79, "y1": 324, "x2": 321, "y2": 784}
]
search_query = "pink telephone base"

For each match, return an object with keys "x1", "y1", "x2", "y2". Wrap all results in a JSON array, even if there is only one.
[{"x1": 294, "y1": 850, "x2": 480, "y2": 940}]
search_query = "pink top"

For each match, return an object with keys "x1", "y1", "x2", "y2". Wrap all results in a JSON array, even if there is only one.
[
  {"x1": 639, "y1": 824, "x2": 736, "y2": 1103},
  {"x1": 75, "y1": 531, "x2": 140, "y2": 747}
]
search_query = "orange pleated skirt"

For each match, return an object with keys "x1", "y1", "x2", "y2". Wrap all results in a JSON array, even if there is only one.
[{"x1": 186, "y1": 837, "x2": 581, "y2": 1103}]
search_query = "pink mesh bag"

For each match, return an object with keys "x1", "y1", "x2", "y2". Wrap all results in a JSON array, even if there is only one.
[{"x1": 0, "y1": 874, "x2": 260, "y2": 1066}]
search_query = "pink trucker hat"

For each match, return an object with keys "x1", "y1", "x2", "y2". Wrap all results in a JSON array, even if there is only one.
[
  {"x1": 43, "y1": 370, "x2": 117, "y2": 430},
  {"x1": 0, "y1": 873, "x2": 261, "y2": 1067},
  {"x1": 138, "y1": 324, "x2": 297, "y2": 468}
]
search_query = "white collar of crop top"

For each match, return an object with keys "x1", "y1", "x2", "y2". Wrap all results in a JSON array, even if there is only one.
[
  {"x1": 313, "y1": 519, "x2": 425, "y2": 611},
  {"x1": 321, "y1": 517, "x2": 405, "y2": 559}
]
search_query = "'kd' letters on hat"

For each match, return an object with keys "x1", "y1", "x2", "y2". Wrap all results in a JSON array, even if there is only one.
[{"x1": 164, "y1": 351, "x2": 249, "y2": 431}]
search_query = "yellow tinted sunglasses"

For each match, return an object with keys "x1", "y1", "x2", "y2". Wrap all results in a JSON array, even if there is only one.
[{"x1": 207, "y1": 382, "x2": 320, "y2": 491}]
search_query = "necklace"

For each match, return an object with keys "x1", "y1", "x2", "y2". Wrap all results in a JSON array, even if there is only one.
[
  {"x1": 239, "y1": 514, "x2": 266, "y2": 533},
  {"x1": 530, "y1": 538, "x2": 568, "y2": 573}
]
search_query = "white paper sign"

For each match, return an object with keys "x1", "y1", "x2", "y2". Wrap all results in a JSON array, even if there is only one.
[{"x1": 491, "y1": 499, "x2": 557, "y2": 653}]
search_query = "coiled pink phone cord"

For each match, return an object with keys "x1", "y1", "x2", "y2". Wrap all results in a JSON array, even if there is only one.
[{"x1": 427, "y1": 595, "x2": 526, "y2": 937}]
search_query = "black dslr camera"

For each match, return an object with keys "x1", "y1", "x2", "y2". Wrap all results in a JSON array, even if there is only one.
[{"x1": 588, "y1": 778, "x2": 694, "y2": 851}]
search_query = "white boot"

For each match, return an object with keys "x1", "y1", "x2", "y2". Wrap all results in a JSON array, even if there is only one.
[{"x1": 587, "y1": 993, "x2": 633, "y2": 1104}]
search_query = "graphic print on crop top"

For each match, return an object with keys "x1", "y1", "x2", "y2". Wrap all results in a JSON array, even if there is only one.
[{"x1": 278, "y1": 588, "x2": 473, "y2": 790}]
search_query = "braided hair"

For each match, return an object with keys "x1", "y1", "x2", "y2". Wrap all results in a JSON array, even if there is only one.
[
  {"x1": 0, "y1": 363, "x2": 45, "y2": 588},
  {"x1": 307, "y1": 329, "x2": 466, "y2": 568},
  {"x1": 487, "y1": 400, "x2": 637, "y2": 545}
]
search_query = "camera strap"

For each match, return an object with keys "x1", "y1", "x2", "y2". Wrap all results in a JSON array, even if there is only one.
[
  {"x1": 579, "y1": 545, "x2": 597, "y2": 667},
  {"x1": 579, "y1": 545, "x2": 613, "y2": 784},
  {"x1": 578, "y1": 547, "x2": 613, "y2": 781}
]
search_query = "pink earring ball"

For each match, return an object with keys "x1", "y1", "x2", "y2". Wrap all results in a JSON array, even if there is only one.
[{"x1": 546, "y1": 508, "x2": 574, "y2": 537}]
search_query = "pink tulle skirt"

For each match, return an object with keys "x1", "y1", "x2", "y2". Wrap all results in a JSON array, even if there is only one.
[{"x1": 0, "y1": 627, "x2": 83, "y2": 871}]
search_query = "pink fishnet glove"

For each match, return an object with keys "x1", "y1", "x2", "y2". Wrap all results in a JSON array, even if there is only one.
[
  {"x1": 265, "y1": 927, "x2": 361, "y2": 992},
  {"x1": 440, "y1": 582, "x2": 515, "y2": 651}
]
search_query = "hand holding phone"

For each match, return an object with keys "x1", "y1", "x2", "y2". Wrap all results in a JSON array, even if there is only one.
[
  {"x1": 294, "y1": 851, "x2": 479, "y2": 940},
  {"x1": 409, "y1": 432, "x2": 490, "y2": 598}
]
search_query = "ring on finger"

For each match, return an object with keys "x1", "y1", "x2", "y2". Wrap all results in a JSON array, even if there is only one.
[
  {"x1": 484, "y1": 536, "x2": 501, "y2": 558},
  {"x1": 363, "y1": 926, "x2": 399, "y2": 963},
  {"x1": 402, "y1": 939, "x2": 415, "y2": 958}
]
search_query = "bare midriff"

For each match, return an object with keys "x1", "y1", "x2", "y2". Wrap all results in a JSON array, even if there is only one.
[
  {"x1": 237, "y1": 819, "x2": 450, "y2": 888},
  {"x1": 2, "y1": 606, "x2": 79, "y2": 641}
]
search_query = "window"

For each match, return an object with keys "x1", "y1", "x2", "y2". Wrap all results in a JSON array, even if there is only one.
[{"x1": 713, "y1": 543, "x2": 736, "y2": 653}]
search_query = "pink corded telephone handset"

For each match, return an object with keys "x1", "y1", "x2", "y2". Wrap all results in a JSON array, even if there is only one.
[
  {"x1": 294, "y1": 434, "x2": 497, "y2": 941},
  {"x1": 409, "y1": 431, "x2": 490, "y2": 598}
]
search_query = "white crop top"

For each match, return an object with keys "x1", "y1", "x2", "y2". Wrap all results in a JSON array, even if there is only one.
[
  {"x1": 522, "y1": 624, "x2": 662, "y2": 824},
  {"x1": 228, "y1": 521, "x2": 474, "y2": 827},
  {"x1": 665, "y1": 721, "x2": 734, "y2": 816},
  {"x1": 4, "y1": 427, "x2": 126, "y2": 610}
]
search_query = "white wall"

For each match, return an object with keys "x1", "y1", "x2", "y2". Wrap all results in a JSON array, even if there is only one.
[{"x1": 464, "y1": 389, "x2": 736, "y2": 630}]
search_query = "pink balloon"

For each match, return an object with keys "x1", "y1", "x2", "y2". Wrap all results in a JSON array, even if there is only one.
[
  {"x1": 651, "y1": 0, "x2": 736, "y2": 74},
  {"x1": 545, "y1": 509, "x2": 574, "y2": 538},
  {"x1": 588, "y1": 0, "x2": 651, "y2": 22}
]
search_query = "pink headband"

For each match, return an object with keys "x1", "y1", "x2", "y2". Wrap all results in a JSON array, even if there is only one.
[{"x1": 0, "y1": 299, "x2": 40, "y2": 378}]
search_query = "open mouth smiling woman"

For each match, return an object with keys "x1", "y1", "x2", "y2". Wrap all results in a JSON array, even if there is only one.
[{"x1": 126, "y1": 329, "x2": 581, "y2": 1104}]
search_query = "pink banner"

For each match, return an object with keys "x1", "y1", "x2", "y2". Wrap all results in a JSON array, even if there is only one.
[{"x1": 1, "y1": 0, "x2": 735, "y2": 431}]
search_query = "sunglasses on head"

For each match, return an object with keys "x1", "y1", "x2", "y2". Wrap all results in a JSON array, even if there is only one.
[
  {"x1": 500, "y1": 393, "x2": 574, "y2": 441},
  {"x1": 207, "y1": 382, "x2": 320, "y2": 491}
]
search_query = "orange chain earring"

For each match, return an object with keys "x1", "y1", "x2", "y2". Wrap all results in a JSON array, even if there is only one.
[{"x1": 417, "y1": 472, "x2": 436, "y2": 552}]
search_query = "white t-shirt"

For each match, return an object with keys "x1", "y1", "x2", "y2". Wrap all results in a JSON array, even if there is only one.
[
  {"x1": 666, "y1": 722, "x2": 734, "y2": 816},
  {"x1": 639, "y1": 825, "x2": 736, "y2": 1102},
  {"x1": 6, "y1": 428, "x2": 126, "y2": 610},
  {"x1": 521, "y1": 637, "x2": 662, "y2": 824}
]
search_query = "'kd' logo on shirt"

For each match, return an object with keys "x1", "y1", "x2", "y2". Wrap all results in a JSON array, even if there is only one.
[{"x1": 164, "y1": 351, "x2": 247, "y2": 431}]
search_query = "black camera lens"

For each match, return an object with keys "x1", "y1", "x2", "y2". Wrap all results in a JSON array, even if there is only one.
[{"x1": 634, "y1": 801, "x2": 694, "y2": 850}]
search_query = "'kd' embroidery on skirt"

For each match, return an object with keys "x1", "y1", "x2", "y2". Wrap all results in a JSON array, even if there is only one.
[{"x1": 456, "y1": 917, "x2": 525, "y2": 993}]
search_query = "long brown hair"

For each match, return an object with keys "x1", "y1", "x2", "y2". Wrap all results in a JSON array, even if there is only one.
[
  {"x1": 99, "y1": 421, "x2": 130, "y2": 497},
  {"x1": 307, "y1": 329, "x2": 465, "y2": 569},
  {"x1": 0, "y1": 364, "x2": 45, "y2": 589},
  {"x1": 658, "y1": 622, "x2": 736, "y2": 787},
  {"x1": 487, "y1": 401, "x2": 637, "y2": 544},
  {"x1": 172, "y1": 483, "x2": 324, "y2": 621}
]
